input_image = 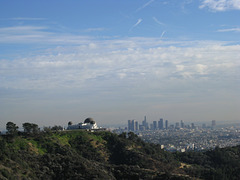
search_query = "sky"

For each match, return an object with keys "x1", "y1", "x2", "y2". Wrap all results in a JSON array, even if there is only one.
[{"x1": 0, "y1": 0, "x2": 240, "y2": 129}]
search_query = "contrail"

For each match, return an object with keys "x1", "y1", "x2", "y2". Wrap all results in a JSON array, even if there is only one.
[
  {"x1": 153, "y1": 17, "x2": 165, "y2": 26},
  {"x1": 160, "y1": 31, "x2": 166, "y2": 39},
  {"x1": 129, "y1": 18, "x2": 143, "y2": 31},
  {"x1": 136, "y1": 0, "x2": 155, "y2": 12}
]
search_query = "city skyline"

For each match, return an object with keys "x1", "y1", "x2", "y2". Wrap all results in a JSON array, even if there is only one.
[
  {"x1": 0, "y1": 1, "x2": 240, "y2": 128},
  {"x1": 127, "y1": 116, "x2": 217, "y2": 132}
]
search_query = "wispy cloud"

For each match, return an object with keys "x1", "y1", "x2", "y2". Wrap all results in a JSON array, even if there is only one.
[
  {"x1": 129, "y1": 19, "x2": 143, "y2": 31},
  {"x1": 217, "y1": 28, "x2": 240, "y2": 32},
  {"x1": 84, "y1": 27, "x2": 106, "y2": 32},
  {"x1": 0, "y1": 26, "x2": 47, "y2": 32},
  {"x1": 152, "y1": 17, "x2": 165, "y2": 26},
  {"x1": 136, "y1": 0, "x2": 155, "y2": 12},
  {"x1": 0, "y1": 25, "x2": 92, "y2": 44},
  {"x1": 200, "y1": 0, "x2": 240, "y2": 11},
  {"x1": 11, "y1": 17, "x2": 45, "y2": 21},
  {"x1": 0, "y1": 17, "x2": 46, "y2": 21},
  {"x1": 0, "y1": 39, "x2": 239, "y2": 91}
]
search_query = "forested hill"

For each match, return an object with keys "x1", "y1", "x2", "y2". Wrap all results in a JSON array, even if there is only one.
[{"x1": 0, "y1": 130, "x2": 240, "y2": 180}]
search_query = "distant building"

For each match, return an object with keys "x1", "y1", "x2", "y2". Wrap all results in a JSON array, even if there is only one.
[
  {"x1": 128, "y1": 120, "x2": 136, "y2": 131},
  {"x1": 135, "y1": 121, "x2": 139, "y2": 131},
  {"x1": 180, "y1": 120, "x2": 184, "y2": 128},
  {"x1": 139, "y1": 125, "x2": 145, "y2": 131},
  {"x1": 142, "y1": 116, "x2": 149, "y2": 130},
  {"x1": 175, "y1": 122, "x2": 180, "y2": 129},
  {"x1": 165, "y1": 120, "x2": 168, "y2": 130},
  {"x1": 202, "y1": 123, "x2": 206, "y2": 129},
  {"x1": 153, "y1": 121, "x2": 157, "y2": 130},
  {"x1": 211, "y1": 120, "x2": 216, "y2": 129},
  {"x1": 150, "y1": 124, "x2": 154, "y2": 130},
  {"x1": 67, "y1": 118, "x2": 98, "y2": 130},
  {"x1": 158, "y1": 118, "x2": 164, "y2": 130},
  {"x1": 191, "y1": 123, "x2": 195, "y2": 129}
]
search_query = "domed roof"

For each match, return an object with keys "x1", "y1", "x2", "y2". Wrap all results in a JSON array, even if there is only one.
[{"x1": 84, "y1": 117, "x2": 95, "y2": 124}]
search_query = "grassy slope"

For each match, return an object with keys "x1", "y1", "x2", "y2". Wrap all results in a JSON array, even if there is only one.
[
  {"x1": 4, "y1": 130, "x2": 240, "y2": 179},
  {"x1": 1, "y1": 130, "x2": 239, "y2": 180},
  {"x1": 0, "y1": 130, "x2": 188, "y2": 180}
]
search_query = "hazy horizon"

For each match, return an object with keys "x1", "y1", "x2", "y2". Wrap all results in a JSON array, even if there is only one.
[{"x1": 1, "y1": 0, "x2": 240, "y2": 129}]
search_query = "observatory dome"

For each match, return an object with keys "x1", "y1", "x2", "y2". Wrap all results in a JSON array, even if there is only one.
[{"x1": 84, "y1": 118, "x2": 95, "y2": 124}]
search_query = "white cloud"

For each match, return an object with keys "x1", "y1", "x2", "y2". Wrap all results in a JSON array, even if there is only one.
[
  {"x1": 84, "y1": 27, "x2": 106, "y2": 32},
  {"x1": 0, "y1": 26, "x2": 47, "y2": 33},
  {"x1": 217, "y1": 28, "x2": 240, "y2": 32},
  {"x1": 1, "y1": 37, "x2": 240, "y2": 125},
  {"x1": 195, "y1": 64, "x2": 208, "y2": 75},
  {"x1": 10, "y1": 17, "x2": 46, "y2": 21},
  {"x1": 0, "y1": 25, "x2": 92, "y2": 44},
  {"x1": 200, "y1": 0, "x2": 240, "y2": 11},
  {"x1": 0, "y1": 17, "x2": 46, "y2": 21},
  {"x1": 176, "y1": 65, "x2": 185, "y2": 71},
  {"x1": 0, "y1": 39, "x2": 239, "y2": 93}
]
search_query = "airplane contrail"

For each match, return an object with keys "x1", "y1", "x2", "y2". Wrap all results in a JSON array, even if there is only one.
[
  {"x1": 136, "y1": 0, "x2": 155, "y2": 12},
  {"x1": 160, "y1": 31, "x2": 166, "y2": 39},
  {"x1": 129, "y1": 18, "x2": 143, "y2": 31}
]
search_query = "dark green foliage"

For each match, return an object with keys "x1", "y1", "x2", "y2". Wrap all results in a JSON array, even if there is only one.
[
  {"x1": 1, "y1": 130, "x2": 240, "y2": 179},
  {"x1": 0, "y1": 131, "x2": 183, "y2": 179},
  {"x1": 177, "y1": 145, "x2": 240, "y2": 179},
  {"x1": 51, "y1": 125, "x2": 63, "y2": 131},
  {"x1": 6, "y1": 122, "x2": 18, "y2": 135},
  {"x1": 68, "y1": 132, "x2": 105, "y2": 162},
  {"x1": 43, "y1": 126, "x2": 52, "y2": 134},
  {"x1": 22, "y1": 122, "x2": 39, "y2": 134}
]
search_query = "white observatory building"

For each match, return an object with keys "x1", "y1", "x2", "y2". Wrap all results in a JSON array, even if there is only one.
[{"x1": 67, "y1": 118, "x2": 98, "y2": 130}]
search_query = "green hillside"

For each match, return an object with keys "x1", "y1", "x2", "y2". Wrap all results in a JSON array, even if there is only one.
[{"x1": 0, "y1": 130, "x2": 240, "y2": 179}]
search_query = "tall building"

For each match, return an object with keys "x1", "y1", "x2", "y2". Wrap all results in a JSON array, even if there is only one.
[
  {"x1": 211, "y1": 120, "x2": 216, "y2": 129},
  {"x1": 153, "y1": 121, "x2": 157, "y2": 130},
  {"x1": 158, "y1": 118, "x2": 164, "y2": 130},
  {"x1": 128, "y1": 120, "x2": 135, "y2": 131},
  {"x1": 142, "y1": 116, "x2": 146, "y2": 126},
  {"x1": 191, "y1": 123, "x2": 195, "y2": 129},
  {"x1": 165, "y1": 120, "x2": 168, "y2": 130},
  {"x1": 180, "y1": 120, "x2": 184, "y2": 128},
  {"x1": 142, "y1": 116, "x2": 149, "y2": 130},
  {"x1": 135, "y1": 121, "x2": 139, "y2": 131},
  {"x1": 128, "y1": 120, "x2": 131, "y2": 131},
  {"x1": 150, "y1": 123, "x2": 154, "y2": 130},
  {"x1": 175, "y1": 122, "x2": 180, "y2": 129}
]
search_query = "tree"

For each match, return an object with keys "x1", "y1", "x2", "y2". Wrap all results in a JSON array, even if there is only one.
[
  {"x1": 31, "y1": 123, "x2": 39, "y2": 134},
  {"x1": 22, "y1": 122, "x2": 39, "y2": 134},
  {"x1": 51, "y1": 125, "x2": 63, "y2": 131},
  {"x1": 6, "y1": 122, "x2": 18, "y2": 135},
  {"x1": 43, "y1": 126, "x2": 52, "y2": 134},
  {"x1": 22, "y1": 122, "x2": 32, "y2": 133},
  {"x1": 118, "y1": 132, "x2": 127, "y2": 139},
  {"x1": 128, "y1": 132, "x2": 138, "y2": 141}
]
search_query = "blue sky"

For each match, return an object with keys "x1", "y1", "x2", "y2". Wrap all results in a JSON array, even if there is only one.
[{"x1": 0, "y1": 0, "x2": 240, "y2": 129}]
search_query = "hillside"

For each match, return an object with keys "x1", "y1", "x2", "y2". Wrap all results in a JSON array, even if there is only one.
[{"x1": 0, "y1": 130, "x2": 240, "y2": 179}]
